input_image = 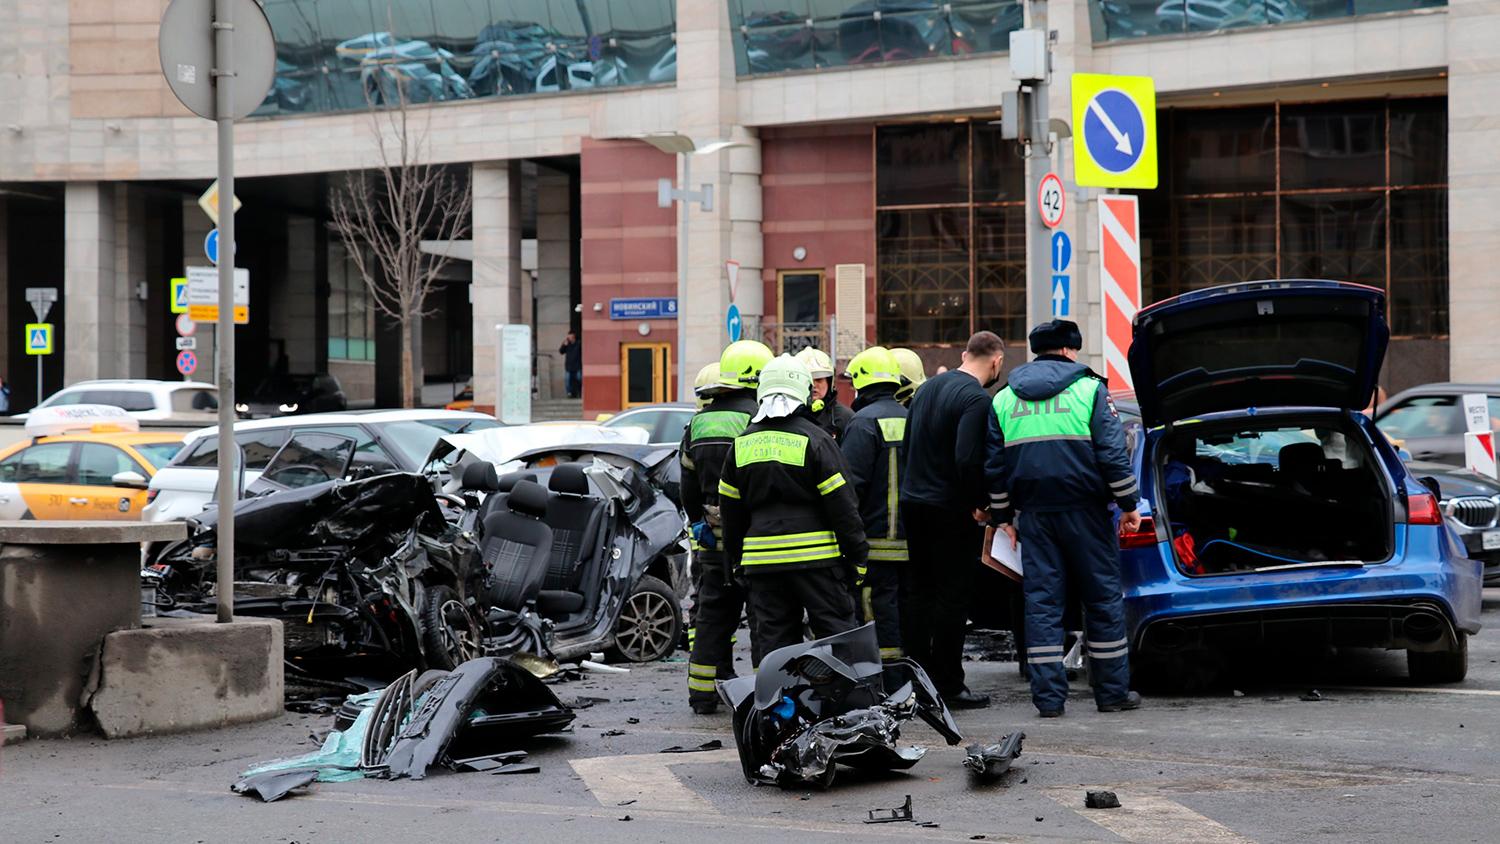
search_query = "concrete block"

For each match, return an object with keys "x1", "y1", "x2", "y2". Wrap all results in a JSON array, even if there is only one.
[
  {"x1": 88, "y1": 616, "x2": 283, "y2": 739},
  {"x1": 2, "y1": 723, "x2": 24, "y2": 744}
]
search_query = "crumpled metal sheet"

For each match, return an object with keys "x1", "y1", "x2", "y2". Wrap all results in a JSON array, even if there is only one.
[
  {"x1": 230, "y1": 768, "x2": 318, "y2": 802},
  {"x1": 361, "y1": 657, "x2": 575, "y2": 781},
  {"x1": 722, "y1": 623, "x2": 962, "y2": 789},
  {"x1": 963, "y1": 731, "x2": 1025, "y2": 782}
]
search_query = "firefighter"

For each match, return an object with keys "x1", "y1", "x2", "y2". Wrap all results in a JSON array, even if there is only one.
[
  {"x1": 985, "y1": 319, "x2": 1143, "y2": 718},
  {"x1": 693, "y1": 362, "x2": 722, "y2": 410},
  {"x1": 718, "y1": 354, "x2": 866, "y2": 655},
  {"x1": 839, "y1": 346, "x2": 909, "y2": 662},
  {"x1": 890, "y1": 347, "x2": 927, "y2": 407},
  {"x1": 794, "y1": 346, "x2": 855, "y2": 441},
  {"x1": 681, "y1": 339, "x2": 773, "y2": 715}
]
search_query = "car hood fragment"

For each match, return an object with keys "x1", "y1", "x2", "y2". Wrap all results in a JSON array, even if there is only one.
[
  {"x1": 963, "y1": 731, "x2": 1025, "y2": 782},
  {"x1": 230, "y1": 768, "x2": 318, "y2": 802},
  {"x1": 361, "y1": 656, "x2": 575, "y2": 780},
  {"x1": 189, "y1": 472, "x2": 443, "y2": 550},
  {"x1": 721, "y1": 623, "x2": 962, "y2": 788}
]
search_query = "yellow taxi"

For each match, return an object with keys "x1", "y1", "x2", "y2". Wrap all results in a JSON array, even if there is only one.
[{"x1": 0, "y1": 405, "x2": 185, "y2": 521}]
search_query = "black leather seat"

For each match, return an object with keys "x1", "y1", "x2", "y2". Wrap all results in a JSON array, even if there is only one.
[
  {"x1": 477, "y1": 470, "x2": 537, "y2": 525},
  {"x1": 479, "y1": 480, "x2": 552, "y2": 612},
  {"x1": 542, "y1": 463, "x2": 607, "y2": 593}
]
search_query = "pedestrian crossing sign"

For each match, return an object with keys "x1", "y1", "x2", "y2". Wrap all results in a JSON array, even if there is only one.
[
  {"x1": 170, "y1": 277, "x2": 189, "y2": 314},
  {"x1": 25, "y1": 322, "x2": 53, "y2": 356}
]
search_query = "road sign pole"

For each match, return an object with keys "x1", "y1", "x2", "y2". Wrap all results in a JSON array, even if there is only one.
[
  {"x1": 675, "y1": 152, "x2": 690, "y2": 403},
  {"x1": 1023, "y1": 0, "x2": 1053, "y2": 336},
  {"x1": 35, "y1": 353, "x2": 42, "y2": 408},
  {"x1": 213, "y1": 0, "x2": 236, "y2": 624}
]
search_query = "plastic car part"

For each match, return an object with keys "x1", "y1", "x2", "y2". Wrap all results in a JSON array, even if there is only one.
[
  {"x1": 1086, "y1": 790, "x2": 1122, "y2": 809},
  {"x1": 230, "y1": 769, "x2": 318, "y2": 802},
  {"x1": 659, "y1": 740, "x2": 723, "y2": 754},
  {"x1": 361, "y1": 657, "x2": 575, "y2": 780},
  {"x1": 963, "y1": 732, "x2": 1025, "y2": 782},
  {"x1": 449, "y1": 751, "x2": 529, "y2": 773},
  {"x1": 865, "y1": 795, "x2": 914, "y2": 824},
  {"x1": 721, "y1": 623, "x2": 962, "y2": 789}
]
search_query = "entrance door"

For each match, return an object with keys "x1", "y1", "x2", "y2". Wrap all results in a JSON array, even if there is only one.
[
  {"x1": 620, "y1": 343, "x2": 672, "y2": 407},
  {"x1": 778, "y1": 270, "x2": 824, "y2": 353}
]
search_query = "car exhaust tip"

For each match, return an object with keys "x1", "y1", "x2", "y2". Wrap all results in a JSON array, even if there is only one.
[
  {"x1": 1150, "y1": 623, "x2": 1190, "y2": 652},
  {"x1": 1402, "y1": 612, "x2": 1445, "y2": 645}
]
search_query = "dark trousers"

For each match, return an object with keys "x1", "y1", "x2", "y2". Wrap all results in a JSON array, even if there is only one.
[
  {"x1": 863, "y1": 562, "x2": 912, "y2": 660},
  {"x1": 745, "y1": 566, "x2": 858, "y2": 657},
  {"x1": 687, "y1": 550, "x2": 746, "y2": 703},
  {"x1": 1017, "y1": 507, "x2": 1132, "y2": 712},
  {"x1": 900, "y1": 502, "x2": 982, "y2": 696},
  {"x1": 565, "y1": 369, "x2": 582, "y2": 398}
]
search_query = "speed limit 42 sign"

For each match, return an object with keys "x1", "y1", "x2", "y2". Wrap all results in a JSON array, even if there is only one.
[{"x1": 1038, "y1": 172, "x2": 1065, "y2": 228}]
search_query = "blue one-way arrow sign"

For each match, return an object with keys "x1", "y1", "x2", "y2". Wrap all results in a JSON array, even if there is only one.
[
  {"x1": 1083, "y1": 90, "x2": 1147, "y2": 175},
  {"x1": 726, "y1": 304, "x2": 742, "y2": 342},
  {"x1": 1051, "y1": 274, "x2": 1070, "y2": 317}
]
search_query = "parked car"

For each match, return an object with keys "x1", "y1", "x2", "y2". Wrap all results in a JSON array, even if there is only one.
[
  {"x1": 598, "y1": 402, "x2": 695, "y2": 446},
  {"x1": 1409, "y1": 460, "x2": 1500, "y2": 586},
  {"x1": 0, "y1": 405, "x2": 183, "y2": 520},
  {"x1": 237, "y1": 373, "x2": 347, "y2": 418},
  {"x1": 361, "y1": 38, "x2": 473, "y2": 104},
  {"x1": 1375, "y1": 382, "x2": 1500, "y2": 467},
  {"x1": 26, "y1": 379, "x2": 218, "y2": 422},
  {"x1": 142, "y1": 409, "x2": 499, "y2": 523},
  {"x1": 1119, "y1": 280, "x2": 1482, "y2": 687}
]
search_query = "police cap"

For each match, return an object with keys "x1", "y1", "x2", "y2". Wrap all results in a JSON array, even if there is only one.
[{"x1": 1028, "y1": 319, "x2": 1083, "y2": 354}]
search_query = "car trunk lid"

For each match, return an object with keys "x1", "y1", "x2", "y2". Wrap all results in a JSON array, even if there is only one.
[{"x1": 1128, "y1": 280, "x2": 1389, "y2": 428}]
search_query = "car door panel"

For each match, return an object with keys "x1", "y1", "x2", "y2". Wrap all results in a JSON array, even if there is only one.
[
  {"x1": 0, "y1": 442, "x2": 80, "y2": 520},
  {"x1": 75, "y1": 443, "x2": 150, "y2": 519}
]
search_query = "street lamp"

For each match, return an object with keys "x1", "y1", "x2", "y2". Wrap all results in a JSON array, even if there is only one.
[{"x1": 638, "y1": 134, "x2": 748, "y2": 403}]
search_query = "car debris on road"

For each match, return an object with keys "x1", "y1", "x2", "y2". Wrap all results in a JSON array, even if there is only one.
[{"x1": 962, "y1": 731, "x2": 1025, "y2": 782}]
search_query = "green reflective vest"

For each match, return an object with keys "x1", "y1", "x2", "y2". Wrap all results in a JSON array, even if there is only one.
[{"x1": 993, "y1": 377, "x2": 1099, "y2": 445}]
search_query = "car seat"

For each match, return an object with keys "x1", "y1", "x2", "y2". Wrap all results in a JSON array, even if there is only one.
[
  {"x1": 475, "y1": 470, "x2": 537, "y2": 524},
  {"x1": 478, "y1": 479, "x2": 553, "y2": 613},
  {"x1": 541, "y1": 463, "x2": 607, "y2": 599}
]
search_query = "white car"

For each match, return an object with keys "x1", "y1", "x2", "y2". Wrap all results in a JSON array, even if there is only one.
[
  {"x1": 141, "y1": 409, "x2": 499, "y2": 523},
  {"x1": 26, "y1": 380, "x2": 219, "y2": 422}
]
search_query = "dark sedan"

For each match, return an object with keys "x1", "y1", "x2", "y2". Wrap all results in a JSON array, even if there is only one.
[{"x1": 1375, "y1": 382, "x2": 1500, "y2": 466}]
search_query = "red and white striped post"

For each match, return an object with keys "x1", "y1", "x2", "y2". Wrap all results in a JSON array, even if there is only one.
[{"x1": 1098, "y1": 195, "x2": 1141, "y2": 391}]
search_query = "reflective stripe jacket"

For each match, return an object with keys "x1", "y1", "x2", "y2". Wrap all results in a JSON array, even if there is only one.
[
  {"x1": 679, "y1": 391, "x2": 758, "y2": 534},
  {"x1": 984, "y1": 357, "x2": 1138, "y2": 524},
  {"x1": 839, "y1": 385, "x2": 908, "y2": 563},
  {"x1": 718, "y1": 410, "x2": 868, "y2": 575}
]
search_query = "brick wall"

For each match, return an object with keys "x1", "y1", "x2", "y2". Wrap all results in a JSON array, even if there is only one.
[{"x1": 579, "y1": 137, "x2": 676, "y2": 417}]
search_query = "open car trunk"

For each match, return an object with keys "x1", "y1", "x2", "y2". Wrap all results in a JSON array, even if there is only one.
[{"x1": 1154, "y1": 413, "x2": 1395, "y2": 575}]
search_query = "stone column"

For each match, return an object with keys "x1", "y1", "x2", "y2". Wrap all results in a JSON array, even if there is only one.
[
  {"x1": 673, "y1": 0, "x2": 763, "y2": 384},
  {"x1": 0, "y1": 196, "x2": 8, "y2": 384},
  {"x1": 275, "y1": 216, "x2": 319, "y2": 372},
  {"x1": 471, "y1": 160, "x2": 523, "y2": 410},
  {"x1": 113, "y1": 185, "x2": 148, "y2": 378},
  {"x1": 1447, "y1": 0, "x2": 1500, "y2": 379},
  {"x1": 64, "y1": 182, "x2": 117, "y2": 383},
  {"x1": 535, "y1": 166, "x2": 573, "y2": 400}
]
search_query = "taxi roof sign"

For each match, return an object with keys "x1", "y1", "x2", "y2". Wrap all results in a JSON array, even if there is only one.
[{"x1": 25, "y1": 404, "x2": 140, "y2": 438}]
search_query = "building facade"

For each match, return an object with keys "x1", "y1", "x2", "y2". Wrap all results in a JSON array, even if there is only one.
[{"x1": 0, "y1": 0, "x2": 1483, "y2": 418}]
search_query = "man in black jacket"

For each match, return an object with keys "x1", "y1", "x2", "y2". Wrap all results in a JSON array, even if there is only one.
[
  {"x1": 559, "y1": 332, "x2": 583, "y2": 398},
  {"x1": 899, "y1": 330, "x2": 1006, "y2": 709},
  {"x1": 840, "y1": 346, "x2": 910, "y2": 661},
  {"x1": 719, "y1": 354, "x2": 866, "y2": 655},
  {"x1": 796, "y1": 346, "x2": 855, "y2": 441}
]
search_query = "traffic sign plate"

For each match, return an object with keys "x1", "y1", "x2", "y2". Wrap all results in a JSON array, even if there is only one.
[
  {"x1": 25, "y1": 323, "x2": 53, "y2": 356},
  {"x1": 727, "y1": 304, "x2": 742, "y2": 343},
  {"x1": 176, "y1": 313, "x2": 197, "y2": 336},
  {"x1": 1051, "y1": 231, "x2": 1072, "y2": 273},
  {"x1": 1051, "y1": 275, "x2": 1070, "y2": 318},
  {"x1": 176, "y1": 350, "x2": 198, "y2": 376},
  {"x1": 1072, "y1": 73, "x2": 1158, "y2": 189},
  {"x1": 196, "y1": 180, "x2": 242, "y2": 227},
  {"x1": 159, "y1": 0, "x2": 275, "y2": 122},
  {"x1": 175, "y1": 336, "x2": 197, "y2": 351},
  {"x1": 186, "y1": 265, "x2": 250, "y2": 324},
  {"x1": 1038, "y1": 173, "x2": 1066, "y2": 228}
]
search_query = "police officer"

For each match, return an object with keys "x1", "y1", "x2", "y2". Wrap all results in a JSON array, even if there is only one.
[
  {"x1": 985, "y1": 319, "x2": 1143, "y2": 718},
  {"x1": 718, "y1": 355, "x2": 866, "y2": 655},
  {"x1": 681, "y1": 340, "x2": 773, "y2": 715},
  {"x1": 890, "y1": 347, "x2": 927, "y2": 407},
  {"x1": 795, "y1": 347, "x2": 854, "y2": 441},
  {"x1": 839, "y1": 346, "x2": 909, "y2": 662}
]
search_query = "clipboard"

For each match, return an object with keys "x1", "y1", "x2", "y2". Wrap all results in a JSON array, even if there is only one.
[{"x1": 981, "y1": 525, "x2": 1023, "y2": 584}]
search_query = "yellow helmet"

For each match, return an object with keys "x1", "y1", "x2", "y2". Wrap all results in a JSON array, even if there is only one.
[
  {"x1": 694, "y1": 363, "x2": 723, "y2": 408},
  {"x1": 844, "y1": 346, "x2": 902, "y2": 392},
  {"x1": 891, "y1": 348, "x2": 926, "y2": 404},
  {"x1": 757, "y1": 354, "x2": 812, "y2": 404},
  {"x1": 794, "y1": 346, "x2": 835, "y2": 380},
  {"x1": 718, "y1": 340, "x2": 774, "y2": 389}
]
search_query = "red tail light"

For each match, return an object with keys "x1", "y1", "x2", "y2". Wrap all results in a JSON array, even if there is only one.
[
  {"x1": 145, "y1": 489, "x2": 158, "y2": 504},
  {"x1": 1119, "y1": 516, "x2": 1157, "y2": 549},
  {"x1": 1406, "y1": 493, "x2": 1442, "y2": 525}
]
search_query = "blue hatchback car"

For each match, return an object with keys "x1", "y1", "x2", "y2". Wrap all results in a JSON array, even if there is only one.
[{"x1": 1119, "y1": 280, "x2": 1482, "y2": 685}]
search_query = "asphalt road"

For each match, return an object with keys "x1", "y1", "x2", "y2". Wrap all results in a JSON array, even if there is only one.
[{"x1": 5, "y1": 590, "x2": 1500, "y2": 844}]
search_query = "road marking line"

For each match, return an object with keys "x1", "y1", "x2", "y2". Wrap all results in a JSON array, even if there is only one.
[
  {"x1": 1047, "y1": 789, "x2": 1254, "y2": 844},
  {"x1": 570, "y1": 748, "x2": 737, "y2": 814},
  {"x1": 1330, "y1": 685, "x2": 1500, "y2": 697}
]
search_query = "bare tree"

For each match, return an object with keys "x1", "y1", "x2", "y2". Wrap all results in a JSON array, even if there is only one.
[{"x1": 328, "y1": 82, "x2": 471, "y2": 408}]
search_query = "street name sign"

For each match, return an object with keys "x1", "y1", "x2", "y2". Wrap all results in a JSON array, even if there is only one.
[{"x1": 610, "y1": 297, "x2": 679, "y2": 320}]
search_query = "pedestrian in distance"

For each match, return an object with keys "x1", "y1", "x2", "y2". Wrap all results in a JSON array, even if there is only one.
[
  {"x1": 718, "y1": 354, "x2": 866, "y2": 657},
  {"x1": 795, "y1": 346, "x2": 854, "y2": 442},
  {"x1": 898, "y1": 331, "x2": 1008, "y2": 710},
  {"x1": 0, "y1": 375, "x2": 10, "y2": 415},
  {"x1": 681, "y1": 340, "x2": 774, "y2": 715},
  {"x1": 985, "y1": 319, "x2": 1143, "y2": 718},
  {"x1": 839, "y1": 346, "x2": 910, "y2": 662},
  {"x1": 559, "y1": 332, "x2": 583, "y2": 399}
]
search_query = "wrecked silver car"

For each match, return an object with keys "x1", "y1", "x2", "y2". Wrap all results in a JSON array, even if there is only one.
[{"x1": 720, "y1": 624, "x2": 963, "y2": 789}]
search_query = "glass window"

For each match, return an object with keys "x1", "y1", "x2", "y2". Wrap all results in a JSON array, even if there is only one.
[
  {"x1": 78, "y1": 390, "x2": 156, "y2": 412},
  {"x1": 1389, "y1": 98, "x2": 1446, "y2": 186},
  {"x1": 0, "y1": 443, "x2": 75, "y2": 484},
  {"x1": 877, "y1": 208, "x2": 971, "y2": 345},
  {"x1": 973, "y1": 123, "x2": 1026, "y2": 203},
  {"x1": 974, "y1": 205, "x2": 1026, "y2": 342},
  {"x1": 180, "y1": 429, "x2": 290, "y2": 471},
  {"x1": 1279, "y1": 192, "x2": 1387, "y2": 287},
  {"x1": 1377, "y1": 396, "x2": 1464, "y2": 439},
  {"x1": 76, "y1": 444, "x2": 140, "y2": 486},
  {"x1": 1091, "y1": 0, "x2": 1446, "y2": 42},
  {"x1": 780, "y1": 272, "x2": 823, "y2": 324},
  {"x1": 304, "y1": 425, "x2": 400, "y2": 473},
  {"x1": 877, "y1": 124, "x2": 969, "y2": 206},
  {"x1": 328, "y1": 242, "x2": 376, "y2": 361},
  {"x1": 1280, "y1": 103, "x2": 1385, "y2": 191},
  {"x1": 134, "y1": 441, "x2": 185, "y2": 469},
  {"x1": 1171, "y1": 107, "x2": 1275, "y2": 196},
  {"x1": 1388, "y1": 189, "x2": 1447, "y2": 337},
  {"x1": 260, "y1": 433, "x2": 358, "y2": 488},
  {"x1": 170, "y1": 388, "x2": 219, "y2": 413},
  {"x1": 373, "y1": 418, "x2": 495, "y2": 467}
]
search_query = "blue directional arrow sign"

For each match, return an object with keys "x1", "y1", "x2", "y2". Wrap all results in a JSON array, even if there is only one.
[
  {"x1": 1051, "y1": 231, "x2": 1072, "y2": 273},
  {"x1": 205, "y1": 228, "x2": 218, "y2": 265},
  {"x1": 1051, "y1": 275, "x2": 1070, "y2": 318},
  {"x1": 1072, "y1": 73, "x2": 1157, "y2": 189},
  {"x1": 1083, "y1": 90, "x2": 1145, "y2": 175},
  {"x1": 726, "y1": 304, "x2": 742, "y2": 343}
]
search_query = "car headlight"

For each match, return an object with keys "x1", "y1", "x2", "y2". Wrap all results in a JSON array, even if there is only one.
[
  {"x1": 235, "y1": 403, "x2": 250, "y2": 413},
  {"x1": 279, "y1": 403, "x2": 299, "y2": 414}
]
